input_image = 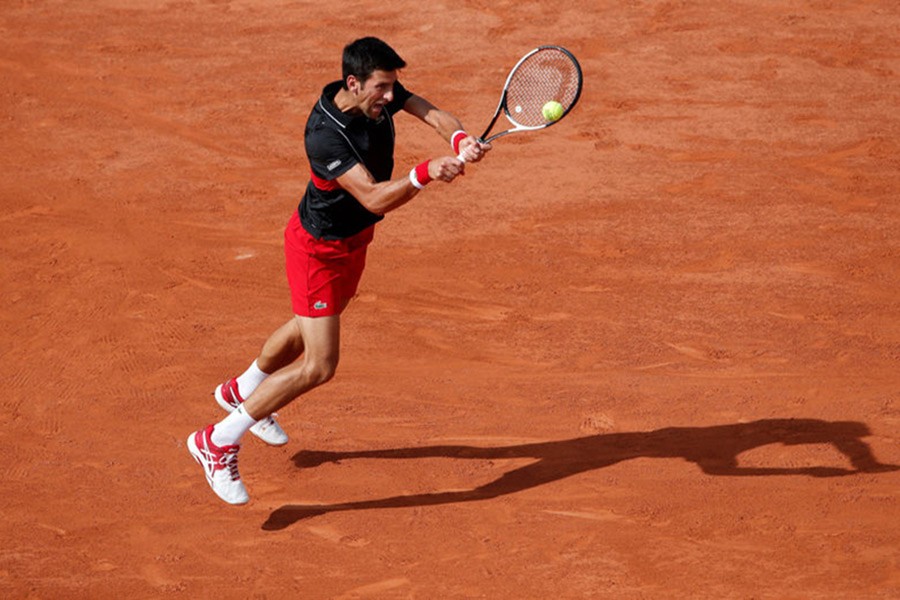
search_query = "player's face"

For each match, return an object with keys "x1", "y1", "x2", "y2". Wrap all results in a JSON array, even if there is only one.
[{"x1": 352, "y1": 69, "x2": 398, "y2": 119}]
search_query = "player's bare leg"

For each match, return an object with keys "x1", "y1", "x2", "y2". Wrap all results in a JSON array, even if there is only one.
[
  {"x1": 255, "y1": 317, "x2": 307, "y2": 374},
  {"x1": 191, "y1": 315, "x2": 340, "y2": 504},
  {"x1": 212, "y1": 317, "x2": 308, "y2": 447},
  {"x1": 243, "y1": 314, "x2": 340, "y2": 419}
]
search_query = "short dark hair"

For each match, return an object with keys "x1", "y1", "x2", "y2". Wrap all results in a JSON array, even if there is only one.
[{"x1": 341, "y1": 37, "x2": 406, "y2": 89}]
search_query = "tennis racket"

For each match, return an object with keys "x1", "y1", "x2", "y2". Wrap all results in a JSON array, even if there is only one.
[{"x1": 458, "y1": 45, "x2": 583, "y2": 161}]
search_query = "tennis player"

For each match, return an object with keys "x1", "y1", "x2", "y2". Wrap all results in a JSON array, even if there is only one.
[{"x1": 187, "y1": 37, "x2": 491, "y2": 504}]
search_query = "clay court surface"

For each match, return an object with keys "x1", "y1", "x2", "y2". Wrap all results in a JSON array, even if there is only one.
[{"x1": 2, "y1": 0, "x2": 899, "y2": 598}]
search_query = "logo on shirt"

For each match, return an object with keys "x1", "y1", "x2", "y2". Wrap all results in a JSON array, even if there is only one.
[
  {"x1": 313, "y1": 301, "x2": 329, "y2": 311},
  {"x1": 327, "y1": 159, "x2": 342, "y2": 171}
]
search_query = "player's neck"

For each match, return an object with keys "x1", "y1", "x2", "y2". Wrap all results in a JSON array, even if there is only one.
[{"x1": 333, "y1": 88, "x2": 363, "y2": 116}]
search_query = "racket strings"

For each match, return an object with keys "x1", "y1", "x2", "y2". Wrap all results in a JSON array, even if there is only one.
[{"x1": 505, "y1": 48, "x2": 581, "y2": 127}]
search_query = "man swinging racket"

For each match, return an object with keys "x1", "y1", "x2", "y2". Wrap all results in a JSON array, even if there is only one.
[{"x1": 187, "y1": 37, "x2": 491, "y2": 504}]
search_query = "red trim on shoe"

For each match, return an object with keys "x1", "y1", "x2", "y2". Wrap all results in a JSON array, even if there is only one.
[
  {"x1": 221, "y1": 378, "x2": 245, "y2": 409},
  {"x1": 196, "y1": 425, "x2": 242, "y2": 479}
]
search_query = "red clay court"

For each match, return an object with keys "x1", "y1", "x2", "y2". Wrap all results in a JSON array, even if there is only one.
[{"x1": 1, "y1": 1, "x2": 898, "y2": 598}]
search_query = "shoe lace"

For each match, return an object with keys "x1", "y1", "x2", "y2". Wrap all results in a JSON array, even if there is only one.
[
  {"x1": 261, "y1": 413, "x2": 278, "y2": 429},
  {"x1": 218, "y1": 447, "x2": 241, "y2": 481}
]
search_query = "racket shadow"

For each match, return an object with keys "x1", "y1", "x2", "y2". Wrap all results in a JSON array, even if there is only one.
[{"x1": 261, "y1": 418, "x2": 897, "y2": 531}]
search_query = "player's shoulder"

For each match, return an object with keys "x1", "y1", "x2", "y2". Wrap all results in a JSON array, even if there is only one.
[
  {"x1": 305, "y1": 84, "x2": 349, "y2": 135},
  {"x1": 388, "y1": 80, "x2": 413, "y2": 112},
  {"x1": 305, "y1": 106, "x2": 345, "y2": 144},
  {"x1": 394, "y1": 79, "x2": 410, "y2": 95}
]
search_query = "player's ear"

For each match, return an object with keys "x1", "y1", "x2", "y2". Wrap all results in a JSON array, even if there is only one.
[{"x1": 346, "y1": 75, "x2": 360, "y2": 95}]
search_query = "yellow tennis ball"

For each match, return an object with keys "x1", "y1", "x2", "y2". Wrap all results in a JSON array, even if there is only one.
[{"x1": 542, "y1": 100, "x2": 564, "y2": 122}]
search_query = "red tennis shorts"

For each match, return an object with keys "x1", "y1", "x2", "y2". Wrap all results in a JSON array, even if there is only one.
[{"x1": 284, "y1": 211, "x2": 374, "y2": 317}]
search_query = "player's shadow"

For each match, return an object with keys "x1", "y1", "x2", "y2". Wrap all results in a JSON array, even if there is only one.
[{"x1": 262, "y1": 418, "x2": 897, "y2": 530}]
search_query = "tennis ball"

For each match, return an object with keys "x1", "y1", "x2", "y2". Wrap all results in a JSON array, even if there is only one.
[{"x1": 542, "y1": 100, "x2": 564, "y2": 122}]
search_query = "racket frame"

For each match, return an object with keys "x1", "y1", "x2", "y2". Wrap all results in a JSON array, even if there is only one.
[{"x1": 479, "y1": 45, "x2": 583, "y2": 143}]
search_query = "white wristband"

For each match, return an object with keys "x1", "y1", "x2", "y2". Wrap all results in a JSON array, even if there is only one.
[{"x1": 409, "y1": 167, "x2": 426, "y2": 190}]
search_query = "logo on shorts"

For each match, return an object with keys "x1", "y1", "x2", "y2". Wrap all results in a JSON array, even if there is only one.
[
  {"x1": 313, "y1": 301, "x2": 328, "y2": 311},
  {"x1": 327, "y1": 159, "x2": 342, "y2": 171}
]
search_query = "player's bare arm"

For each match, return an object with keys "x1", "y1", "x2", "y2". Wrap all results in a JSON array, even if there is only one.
[
  {"x1": 337, "y1": 158, "x2": 464, "y2": 216},
  {"x1": 403, "y1": 94, "x2": 491, "y2": 162}
]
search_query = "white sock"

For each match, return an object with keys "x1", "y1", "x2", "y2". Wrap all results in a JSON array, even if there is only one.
[
  {"x1": 236, "y1": 360, "x2": 269, "y2": 399},
  {"x1": 211, "y1": 404, "x2": 257, "y2": 447}
]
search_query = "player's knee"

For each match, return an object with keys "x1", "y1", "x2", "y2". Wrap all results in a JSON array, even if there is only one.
[{"x1": 305, "y1": 356, "x2": 339, "y2": 386}]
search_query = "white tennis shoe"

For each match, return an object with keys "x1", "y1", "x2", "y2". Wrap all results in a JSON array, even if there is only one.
[
  {"x1": 187, "y1": 425, "x2": 249, "y2": 505},
  {"x1": 215, "y1": 378, "x2": 289, "y2": 446}
]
